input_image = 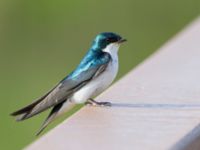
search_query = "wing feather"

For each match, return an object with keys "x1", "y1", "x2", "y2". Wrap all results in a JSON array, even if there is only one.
[{"x1": 12, "y1": 52, "x2": 111, "y2": 120}]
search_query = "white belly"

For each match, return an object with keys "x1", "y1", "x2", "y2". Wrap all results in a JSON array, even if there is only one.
[{"x1": 71, "y1": 59, "x2": 118, "y2": 104}]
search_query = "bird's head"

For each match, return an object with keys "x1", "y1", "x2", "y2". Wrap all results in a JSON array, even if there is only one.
[{"x1": 91, "y1": 32, "x2": 126, "y2": 53}]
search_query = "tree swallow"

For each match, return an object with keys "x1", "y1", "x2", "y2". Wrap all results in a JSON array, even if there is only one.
[{"x1": 11, "y1": 32, "x2": 127, "y2": 135}]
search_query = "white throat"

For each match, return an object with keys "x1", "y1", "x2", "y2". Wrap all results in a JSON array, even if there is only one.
[
  {"x1": 102, "y1": 43, "x2": 120, "y2": 63},
  {"x1": 102, "y1": 43, "x2": 120, "y2": 56}
]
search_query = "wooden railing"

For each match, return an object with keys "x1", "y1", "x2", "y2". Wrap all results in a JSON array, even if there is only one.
[{"x1": 26, "y1": 17, "x2": 200, "y2": 150}]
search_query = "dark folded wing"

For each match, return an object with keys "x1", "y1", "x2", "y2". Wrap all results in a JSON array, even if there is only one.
[{"x1": 12, "y1": 52, "x2": 111, "y2": 120}]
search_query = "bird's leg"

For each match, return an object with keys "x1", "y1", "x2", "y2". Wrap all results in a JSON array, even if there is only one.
[{"x1": 85, "y1": 98, "x2": 112, "y2": 107}]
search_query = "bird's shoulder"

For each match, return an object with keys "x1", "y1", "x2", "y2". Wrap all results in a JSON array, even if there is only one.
[
  {"x1": 88, "y1": 52, "x2": 111, "y2": 67},
  {"x1": 65, "y1": 52, "x2": 111, "y2": 80}
]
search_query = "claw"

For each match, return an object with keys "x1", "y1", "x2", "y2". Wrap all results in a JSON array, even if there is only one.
[
  {"x1": 85, "y1": 99, "x2": 112, "y2": 107},
  {"x1": 85, "y1": 101, "x2": 95, "y2": 106}
]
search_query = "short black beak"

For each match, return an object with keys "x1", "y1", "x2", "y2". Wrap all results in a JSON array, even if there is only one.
[{"x1": 117, "y1": 38, "x2": 127, "y2": 43}]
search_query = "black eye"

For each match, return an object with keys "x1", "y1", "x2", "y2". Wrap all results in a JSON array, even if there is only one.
[
  {"x1": 106, "y1": 37, "x2": 116, "y2": 42},
  {"x1": 106, "y1": 38, "x2": 110, "y2": 42}
]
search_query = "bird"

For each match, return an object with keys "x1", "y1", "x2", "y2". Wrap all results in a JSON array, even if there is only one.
[{"x1": 10, "y1": 32, "x2": 127, "y2": 135}]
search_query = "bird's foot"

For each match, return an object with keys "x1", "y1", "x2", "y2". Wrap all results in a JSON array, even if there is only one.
[{"x1": 85, "y1": 99, "x2": 112, "y2": 107}]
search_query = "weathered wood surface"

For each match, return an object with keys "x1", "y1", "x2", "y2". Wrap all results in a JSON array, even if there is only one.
[{"x1": 26, "y1": 17, "x2": 200, "y2": 150}]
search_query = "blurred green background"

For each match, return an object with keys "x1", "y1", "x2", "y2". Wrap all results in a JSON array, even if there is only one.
[{"x1": 0, "y1": 0, "x2": 199, "y2": 149}]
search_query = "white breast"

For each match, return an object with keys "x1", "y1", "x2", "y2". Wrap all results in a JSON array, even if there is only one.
[{"x1": 71, "y1": 43, "x2": 120, "y2": 104}]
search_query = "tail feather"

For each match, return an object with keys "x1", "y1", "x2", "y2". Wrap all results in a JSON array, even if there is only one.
[
  {"x1": 36, "y1": 101, "x2": 64, "y2": 136},
  {"x1": 15, "y1": 113, "x2": 31, "y2": 122},
  {"x1": 10, "y1": 85, "x2": 57, "y2": 119},
  {"x1": 10, "y1": 98, "x2": 43, "y2": 117}
]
